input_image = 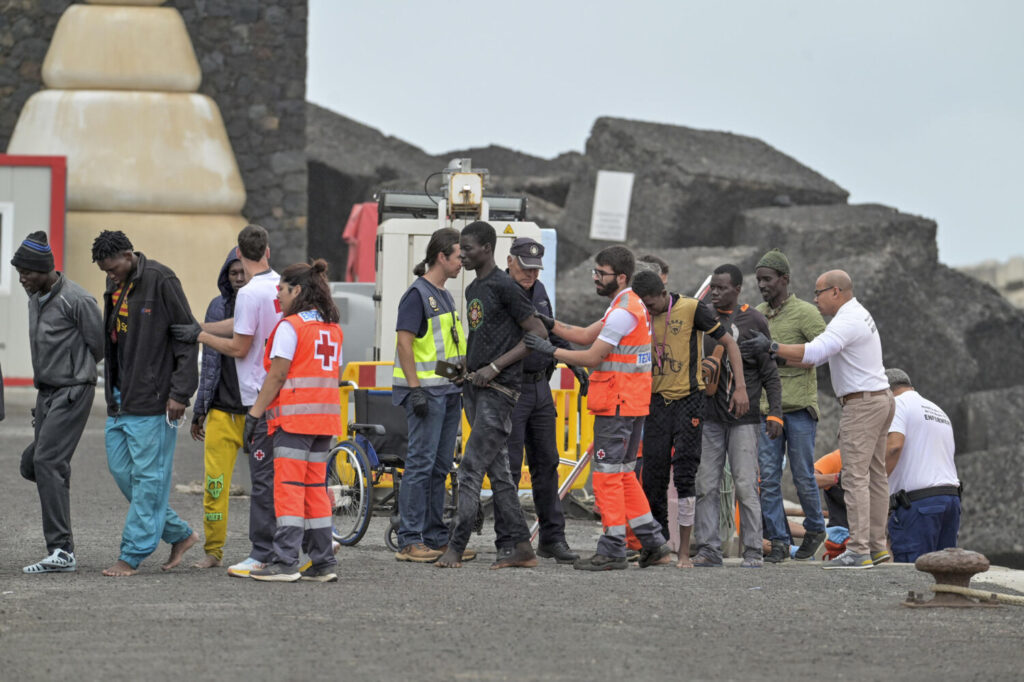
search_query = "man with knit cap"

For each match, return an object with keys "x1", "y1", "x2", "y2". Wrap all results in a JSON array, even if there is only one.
[
  {"x1": 13, "y1": 232, "x2": 104, "y2": 574},
  {"x1": 745, "y1": 269, "x2": 894, "y2": 569},
  {"x1": 747, "y1": 248, "x2": 828, "y2": 563}
]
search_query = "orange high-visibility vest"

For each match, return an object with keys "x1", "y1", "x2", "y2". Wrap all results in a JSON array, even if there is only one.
[
  {"x1": 587, "y1": 288, "x2": 653, "y2": 417},
  {"x1": 264, "y1": 311, "x2": 343, "y2": 436}
]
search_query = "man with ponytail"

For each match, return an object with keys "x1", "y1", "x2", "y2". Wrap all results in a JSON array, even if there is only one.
[
  {"x1": 392, "y1": 228, "x2": 473, "y2": 563},
  {"x1": 246, "y1": 259, "x2": 343, "y2": 582}
]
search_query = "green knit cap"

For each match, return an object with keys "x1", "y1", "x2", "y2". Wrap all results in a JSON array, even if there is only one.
[{"x1": 756, "y1": 248, "x2": 790, "y2": 276}]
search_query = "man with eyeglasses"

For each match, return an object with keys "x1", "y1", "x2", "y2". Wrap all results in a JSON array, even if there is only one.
[
  {"x1": 744, "y1": 269, "x2": 894, "y2": 570},
  {"x1": 750, "y1": 248, "x2": 828, "y2": 564},
  {"x1": 525, "y1": 246, "x2": 672, "y2": 571}
]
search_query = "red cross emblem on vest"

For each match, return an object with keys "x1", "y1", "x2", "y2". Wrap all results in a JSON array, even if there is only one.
[{"x1": 314, "y1": 330, "x2": 338, "y2": 371}]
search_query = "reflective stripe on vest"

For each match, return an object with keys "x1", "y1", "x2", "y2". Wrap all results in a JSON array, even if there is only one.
[
  {"x1": 264, "y1": 313, "x2": 343, "y2": 436},
  {"x1": 393, "y1": 278, "x2": 467, "y2": 388},
  {"x1": 589, "y1": 289, "x2": 653, "y2": 417}
]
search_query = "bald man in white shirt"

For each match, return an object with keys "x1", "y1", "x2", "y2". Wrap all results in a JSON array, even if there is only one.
[{"x1": 743, "y1": 270, "x2": 894, "y2": 569}]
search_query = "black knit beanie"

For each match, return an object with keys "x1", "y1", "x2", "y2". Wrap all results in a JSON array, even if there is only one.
[{"x1": 11, "y1": 231, "x2": 55, "y2": 273}]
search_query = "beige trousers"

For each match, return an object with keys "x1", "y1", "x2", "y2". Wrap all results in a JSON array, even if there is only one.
[{"x1": 838, "y1": 391, "x2": 895, "y2": 555}]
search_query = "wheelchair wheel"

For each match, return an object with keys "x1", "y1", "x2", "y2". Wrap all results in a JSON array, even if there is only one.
[
  {"x1": 326, "y1": 440, "x2": 373, "y2": 546},
  {"x1": 385, "y1": 523, "x2": 400, "y2": 552}
]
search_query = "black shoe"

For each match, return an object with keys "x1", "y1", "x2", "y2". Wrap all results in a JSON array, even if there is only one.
[
  {"x1": 537, "y1": 541, "x2": 580, "y2": 564},
  {"x1": 495, "y1": 546, "x2": 514, "y2": 563},
  {"x1": 794, "y1": 531, "x2": 826, "y2": 561},
  {"x1": 250, "y1": 562, "x2": 301, "y2": 582},
  {"x1": 638, "y1": 544, "x2": 672, "y2": 568},
  {"x1": 300, "y1": 566, "x2": 338, "y2": 583},
  {"x1": 625, "y1": 549, "x2": 641, "y2": 563},
  {"x1": 573, "y1": 553, "x2": 628, "y2": 571},
  {"x1": 764, "y1": 540, "x2": 789, "y2": 564}
]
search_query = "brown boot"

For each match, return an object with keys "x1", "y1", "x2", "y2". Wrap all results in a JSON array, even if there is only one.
[
  {"x1": 395, "y1": 543, "x2": 443, "y2": 563},
  {"x1": 490, "y1": 541, "x2": 538, "y2": 569}
]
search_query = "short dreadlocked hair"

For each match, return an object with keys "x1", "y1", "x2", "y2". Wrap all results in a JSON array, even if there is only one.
[{"x1": 91, "y1": 230, "x2": 133, "y2": 262}]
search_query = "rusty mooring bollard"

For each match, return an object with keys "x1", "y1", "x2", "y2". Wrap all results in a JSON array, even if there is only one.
[{"x1": 902, "y1": 547, "x2": 1000, "y2": 608}]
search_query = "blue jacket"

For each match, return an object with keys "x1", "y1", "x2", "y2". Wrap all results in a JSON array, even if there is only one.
[{"x1": 195, "y1": 248, "x2": 243, "y2": 416}]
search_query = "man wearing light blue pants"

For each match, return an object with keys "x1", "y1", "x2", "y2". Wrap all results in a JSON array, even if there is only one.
[
  {"x1": 105, "y1": 406, "x2": 194, "y2": 569},
  {"x1": 93, "y1": 230, "x2": 199, "y2": 576}
]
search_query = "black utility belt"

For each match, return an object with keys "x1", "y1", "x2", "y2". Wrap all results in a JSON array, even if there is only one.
[
  {"x1": 889, "y1": 484, "x2": 962, "y2": 511},
  {"x1": 523, "y1": 370, "x2": 549, "y2": 384}
]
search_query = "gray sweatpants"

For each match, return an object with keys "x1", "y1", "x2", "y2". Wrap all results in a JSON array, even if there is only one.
[
  {"x1": 694, "y1": 421, "x2": 762, "y2": 562},
  {"x1": 20, "y1": 384, "x2": 96, "y2": 554}
]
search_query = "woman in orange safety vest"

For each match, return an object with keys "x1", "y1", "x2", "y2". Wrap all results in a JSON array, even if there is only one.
[{"x1": 246, "y1": 259, "x2": 343, "y2": 583}]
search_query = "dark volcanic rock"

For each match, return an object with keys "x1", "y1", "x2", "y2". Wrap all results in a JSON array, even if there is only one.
[
  {"x1": 555, "y1": 117, "x2": 849, "y2": 270},
  {"x1": 731, "y1": 202, "x2": 1024, "y2": 444},
  {"x1": 956, "y1": 445, "x2": 1024, "y2": 562},
  {"x1": 305, "y1": 103, "x2": 583, "y2": 274},
  {"x1": 960, "y1": 386, "x2": 1024, "y2": 453}
]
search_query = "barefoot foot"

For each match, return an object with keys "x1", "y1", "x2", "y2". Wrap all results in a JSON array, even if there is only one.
[
  {"x1": 192, "y1": 553, "x2": 222, "y2": 569},
  {"x1": 434, "y1": 548, "x2": 463, "y2": 568},
  {"x1": 676, "y1": 556, "x2": 694, "y2": 569},
  {"x1": 102, "y1": 560, "x2": 137, "y2": 577},
  {"x1": 162, "y1": 531, "x2": 199, "y2": 571}
]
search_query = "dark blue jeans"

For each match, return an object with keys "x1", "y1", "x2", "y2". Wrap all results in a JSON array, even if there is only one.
[
  {"x1": 397, "y1": 391, "x2": 462, "y2": 549},
  {"x1": 449, "y1": 383, "x2": 530, "y2": 553},
  {"x1": 758, "y1": 409, "x2": 825, "y2": 541},
  {"x1": 494, "y1": 377, "x2": 566, "y2": 548},
  {"x1": 888, "y1": 495, "x2": 960, "y2": 563}
]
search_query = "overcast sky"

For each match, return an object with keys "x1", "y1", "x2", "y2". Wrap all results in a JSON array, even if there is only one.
[{"x1": 307, "y1": 0, "x2": 1023, "y2": 266}]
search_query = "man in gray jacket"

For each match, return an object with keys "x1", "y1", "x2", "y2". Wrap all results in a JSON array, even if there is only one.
[{"x1": 13, "y1": 232, "x2": 104, "y2": 574}]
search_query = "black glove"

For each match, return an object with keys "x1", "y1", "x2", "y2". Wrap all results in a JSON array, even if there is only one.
[
  {"x1": 570, "y1": 365, "x2": 589, "y2": 397},
  {"x1": 409, "y1": 387, "x2": 429, "y2": 418},
  {"x1": 535, "y1": 313, "x2": 555, "y2": 331},
  {"x1": 243, "y1": 413, "x2": 259, "y2": 455},
  {"x1": 170, "y1": 320, "x2": 202, "y2": 344},
  {"x1": 524, "y1": 332, "x2": 557, "y2": 357},
  {"x1": 739, "y1": 331, "x2": 772, "y2": 357}
]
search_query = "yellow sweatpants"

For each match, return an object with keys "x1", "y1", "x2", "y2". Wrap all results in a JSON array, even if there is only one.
[{"x1": 203, "y1": 409, "x2": 246, "y2": 560}]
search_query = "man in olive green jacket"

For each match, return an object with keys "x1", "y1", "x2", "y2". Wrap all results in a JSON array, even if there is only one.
[{"x1": 747, "y1": 249, "x2": 828, "y2": 563}]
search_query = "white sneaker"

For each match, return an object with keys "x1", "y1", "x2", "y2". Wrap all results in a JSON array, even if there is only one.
[
  {"x1": 227, "y1": 556, "x2": 265, "y2": 577},
  {"x1": 24, "y1": 549, "x2": 77, "y2": 574}
]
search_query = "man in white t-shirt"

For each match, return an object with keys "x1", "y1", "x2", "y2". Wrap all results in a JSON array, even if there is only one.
[
  {"x1": 171, "y1": 224, "x2": 281, "y2": 576},
  {"x1": 884, "y1": 368, "x2": 960, "y2": 563},
  {"x1": 751, "y1": 269, "x2": 895, "y2": 570}
]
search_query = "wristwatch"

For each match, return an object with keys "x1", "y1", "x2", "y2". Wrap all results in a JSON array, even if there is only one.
[{"x1": 770, "y1": 340, "x2": 779, "y2": 355}]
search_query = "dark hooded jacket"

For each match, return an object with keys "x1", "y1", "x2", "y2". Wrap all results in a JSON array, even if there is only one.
[
  {"x1": 195, "y1": 248, "x2": 245, "y2": 416},
  {"x1": 102, "y1": 252, "x2": 199, "y2": 416}
]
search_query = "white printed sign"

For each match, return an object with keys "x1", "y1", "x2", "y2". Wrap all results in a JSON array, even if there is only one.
[{"x1": 588, "y1": 170, "x2": 635, "y2": 242}]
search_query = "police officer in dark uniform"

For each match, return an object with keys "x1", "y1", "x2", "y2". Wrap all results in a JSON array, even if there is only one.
[{"x1": 492, "y1": 237, "x2": 585, "y2": 563}]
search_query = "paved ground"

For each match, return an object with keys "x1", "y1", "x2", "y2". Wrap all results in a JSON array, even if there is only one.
[{"x1": 1, "y1": 387, "x2": 1022, "y2": 681}]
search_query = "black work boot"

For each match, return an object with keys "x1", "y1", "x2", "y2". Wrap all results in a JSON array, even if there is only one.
[
  {"x1": 638, "y1": 544, "x2": 672, "y2": 568},
  {"x1": 537, "y1": 540, "x2": 580, "y2": 564},
  {"x1": 794, "y1": 531, "x2": 826, "y2": 561},
  {"x1": 573, "y1": 553, "x2": 628, "y2": 571},
  {"x1": 764, "y1": 540, "x2": 789, "y2": 564}
]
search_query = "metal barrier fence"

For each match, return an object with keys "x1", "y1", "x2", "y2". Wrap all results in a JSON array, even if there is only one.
[{"x1": 339, "y1": 361, "x2": 592, "y2": 491}]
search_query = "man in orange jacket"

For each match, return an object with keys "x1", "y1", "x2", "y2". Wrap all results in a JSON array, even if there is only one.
[{"x1": 526, "y1": 245, "x2": 672, "y2": 571}]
